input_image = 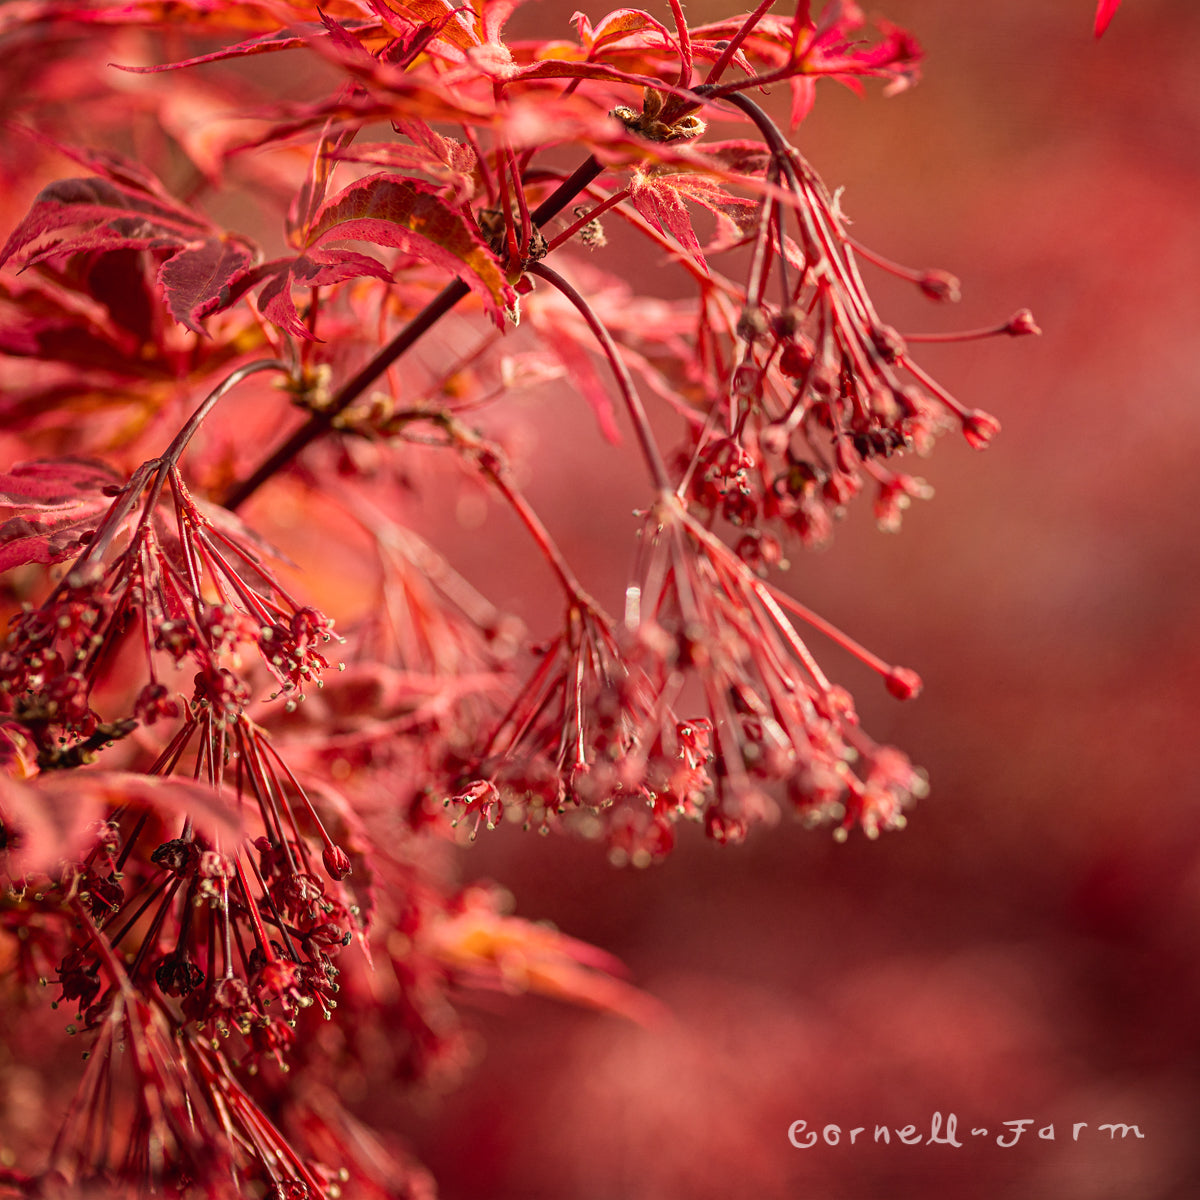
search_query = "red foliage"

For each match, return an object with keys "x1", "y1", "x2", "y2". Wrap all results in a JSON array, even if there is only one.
[{"x1": 5, "y1": 0, "x2": 1151, "y2": 1196}]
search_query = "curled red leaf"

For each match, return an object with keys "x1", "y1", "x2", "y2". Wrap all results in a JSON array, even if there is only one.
[{"x1": 307, "y1": 173, "x2": 514, "y2": 323}]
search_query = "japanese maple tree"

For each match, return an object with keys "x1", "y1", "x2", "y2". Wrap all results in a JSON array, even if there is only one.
[{"x1": 0, "y1": 0, "x2": 1079, "y2": 1195}]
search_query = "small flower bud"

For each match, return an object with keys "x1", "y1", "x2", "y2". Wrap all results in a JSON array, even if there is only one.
[
  {"x1": 1005, "y1": 307, "x2": 1041, "y2": 336},
  {"x1": 155, "y1": 954, "x2": 205, "y2": 997},
  {"x1": 151, "y1": 838, "x2": 200, "y2": 876},
  {"x1": 737, "y1": 306, "x2": 769, "y2": 342},
  {"x1": 961, "y1": 409, "x2": 1002, "y2": 450},
  {"x1": 871, "y1": 324, "x2": 906, "y2": 363},
  {"x1": 918, "y1": 269, "x2": 962, "y2": 302},
  {"x1": 731, "y1": 364, "x2": 761, "y2": 399},
  {"x1": 778, "y1": 339, "x2": 814, "y2": 379},
  {"x1": 884, "y1": 666, "x2": 923, "y2": 701},
  {"x1": 771, "y1": 306, "x2": 803, "y2": 340},
  {"x1": 323, "y1": 844, "x2": 352, "y2": 881},
  {"x1": 822, "y1": 470, "x2": 859, "y2": 507}
]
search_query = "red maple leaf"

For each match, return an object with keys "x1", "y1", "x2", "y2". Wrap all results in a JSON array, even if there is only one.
[
  {"x1": 0, "y1": 151, "x2": 263, "y2": 338},
  {"x1": 0, "y1": 458, "x2": 123, "y2": 572},
  {"x1": 629, "y1": 171, "x2": 759, "y2": 273},
  {"x1": 209, "y1": 248, "x2": 392, "y2": 341},
  {"x1": 304, "y1": 173, "x2": 514, "y2": 322}
]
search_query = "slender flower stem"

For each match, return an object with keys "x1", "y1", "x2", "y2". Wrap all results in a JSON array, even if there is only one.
[
  {"x1": 483, "y1": 467, "x2": 593, "y2": 603},
  {"x1": 163, "y1": 361, "x2": 291, "y2": 467},
  {"x1": 902, "y1": 319, "x2": 1029, "y2": 343},
  {"x1": 768, "y1": 582, "x2": 910, "y2": 682},
  {"x1": 546, "y1": 188, "x2": 630, "y2": 253},
  {"x1": 528, "y1": 261, "x2": 673, "y2": 493},
  {"x1": 899, "y1": 356, "x2": 971, "y2": 418},
  {"x1": 666, "y1": 0, "x2": 694, "y2": 88},
  {"x1": 702, "y1": 0, "x2": 779, "y2": 89},
  {"x1": 74, "y1": 361, "x2": 287, "y2": 569},
  {"x1": 442, "y1": 418, "x2": 598, "y2": 607}
]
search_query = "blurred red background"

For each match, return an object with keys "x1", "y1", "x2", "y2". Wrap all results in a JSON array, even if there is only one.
[{"x1": 387, "y1": 2, "x2": 1200, "y2": 1197}]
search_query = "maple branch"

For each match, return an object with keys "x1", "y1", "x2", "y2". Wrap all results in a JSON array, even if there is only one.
[
  {"x1": 474, "y1": 445, "x2": 596, "y2": 606},
  {"x1": 223, "y1": 280, "x2": 467, "y2": 511},
  {"x1": 530, "y1": 156, "x2": 606, "y2": 224},
  {"x1": 224, "y1": 158, "x2": 607, "y2": 511},
  {"x1": 700, "y1": 90, "x2": 868, "y2": 320}
]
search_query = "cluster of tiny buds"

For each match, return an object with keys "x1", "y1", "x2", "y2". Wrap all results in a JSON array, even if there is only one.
[
  {"x1": 53, "y1": 817, "x2": 356, "y2": 1060},
  {"x1": 612, "y1": 87, "x2": 707, "y2": 142},
  {"x1": 0, "y1": 463, "x2": 345, "y2": 771},
  {"x1": 681, "y1": 297, "x2": 1038, "y2": 559}
]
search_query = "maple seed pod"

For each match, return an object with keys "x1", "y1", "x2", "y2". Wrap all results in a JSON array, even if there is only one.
[{"x1": 871, "y1": 323, "x2": 906, "y2": 363}]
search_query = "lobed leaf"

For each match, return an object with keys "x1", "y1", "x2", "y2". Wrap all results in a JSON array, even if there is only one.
[
  {"x1": 0, "y1": 0, "x2": 382, "y2": 41},
  {"x1": 158, "y1": 236, "x2": 258, "y2": 335},
  {"x1": 112, "y1": 25, "x2": 329, "y2": 74},
  {"x1": 695, "y1": 140, "x2": 774, "y2": 177},
  {"x1": 572, "y1": 7, "x2": 674, "y2": 55},
  {"x1": 0, "y1": 457, "x2": 122, "y2": 508},
  {"x1": 0, "y1": 274, "x2": 177, "y2": 377},
  {"x1": 535, "y1": 319, "x2": 622, "y2": 445},
  {"x1": 0, "y1": 177, "x2": 209, "y2": 271},
  {"x1": 380, "y1": 0, "x2": 481, "y2": 53},
  {"x1": 0, "y1": 458, "x2": 124, "y2": 572},
  {"x1": 629, "y1": 172, "x2": 758, "y2": 273},
  {"x1": 0, "y1": 515, "x2": 98, "y2": 573},
  {"x1": 326, "y1": 142, "x2": 477, "y2": 206},
  {"x1": 307, "y1": 174, "x2": 513, "y2": 322},
  {"x1": 255, "y1": 248, "x2": 392, "y2": 340},
  {"x1": 428, "y1": 885, "x2": 664, "y2": 1025}
]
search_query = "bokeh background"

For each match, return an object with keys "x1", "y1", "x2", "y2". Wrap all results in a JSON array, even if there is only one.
[{"x1": 392, "y1": 2, "x2": 1200, "y2": 1197}]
